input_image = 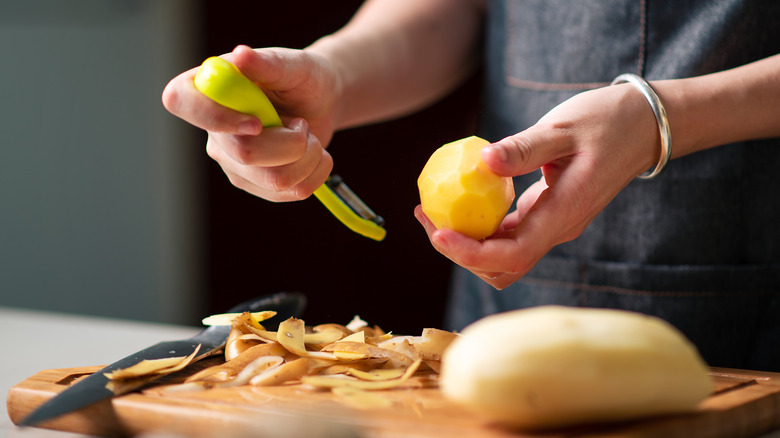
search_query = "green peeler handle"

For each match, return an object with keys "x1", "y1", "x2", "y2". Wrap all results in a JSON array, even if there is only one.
[{"x1": 194, "y1": 57, "x2": 386, "y2": 242}]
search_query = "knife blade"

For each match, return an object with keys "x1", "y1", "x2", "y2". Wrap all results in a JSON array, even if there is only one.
[{"x1": 20, "y1": 291, "x2": 307, "y2": 427}]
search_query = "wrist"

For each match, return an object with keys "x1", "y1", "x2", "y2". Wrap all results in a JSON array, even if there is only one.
[
  {"x1": 305, "y1": 33, "x2": 369, "y2": 131},
  {"x1": 304, "y1": 36, "x2": 345, "y2": 127},
  {"x1": 651, "y1": 78, "x2": 709, "y2": 160},
  {"x1": 611, "y1": 74, "x2": 672, "y2": 180},
  {"x1": 652, "y1": 55, "x2": 780, "y2": 160}
]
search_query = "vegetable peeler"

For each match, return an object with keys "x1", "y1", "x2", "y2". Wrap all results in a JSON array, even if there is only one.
[{"x1": 194, "y1": 56, "x2": 386, "y2": 241}]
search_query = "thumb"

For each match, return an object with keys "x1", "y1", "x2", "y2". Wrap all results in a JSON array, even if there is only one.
[
  {"x1": 481, "y1": 125, "x2": 571, "y2": 177},
  {"x1": 229, "y1": 45, "x2": 306, "y2": 91}
]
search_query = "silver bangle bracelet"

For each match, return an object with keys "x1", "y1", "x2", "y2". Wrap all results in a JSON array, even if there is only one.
[{"x1": 611, "y1": 73, "x2": 672, "y2": 180}]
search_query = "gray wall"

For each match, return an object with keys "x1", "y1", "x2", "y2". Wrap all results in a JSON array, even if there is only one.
[{"x1": 0, "y1": 1, "x2": 205, "y2": 324}]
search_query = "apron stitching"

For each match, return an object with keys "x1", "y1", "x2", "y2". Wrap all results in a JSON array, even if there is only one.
[
  {"x1": 520, "y1": 275, "x2": 780, "y2": 297},
  {"x1": 637, "y1": 0, "x2": 647, "y2": 76},
  {"x1": 505, "y1": 77, "x2": 608, "y2": 91},
  {"x1": 502, "y1": 0, "x2": 647, "y2": 91}
]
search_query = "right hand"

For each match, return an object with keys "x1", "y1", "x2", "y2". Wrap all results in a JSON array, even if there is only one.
[
  {"x1": 415, "y1": 83, "x2": 662, "y2": 289},
  {"x1": 162, "y1": 44, "x2": 340, "y2": 201}
]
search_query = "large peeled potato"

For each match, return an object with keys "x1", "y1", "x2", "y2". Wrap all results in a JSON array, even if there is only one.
[
  {"x1": 440, "y1": 306, "x2": 712, "y2": 430},
  {"x1": 418, "y1": 136, "x2": 515, "y2": 240}
]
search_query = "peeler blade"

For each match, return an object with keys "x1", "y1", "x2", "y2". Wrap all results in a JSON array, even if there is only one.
[{"x1": 326, "y1": 175, "x2": 385, "y2": 228}]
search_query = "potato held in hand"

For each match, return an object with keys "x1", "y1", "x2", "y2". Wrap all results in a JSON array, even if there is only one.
[
  {"x1": 440, "y1": 306, "x2": 713, "y2": 430},
  {"x1": 418, "y1": 136, "x2": 514, "y2": 240}
]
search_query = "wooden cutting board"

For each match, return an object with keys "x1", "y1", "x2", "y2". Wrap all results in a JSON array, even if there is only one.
[{"x1": 7, "y1": 358, "x2": 780, "y2": 438}]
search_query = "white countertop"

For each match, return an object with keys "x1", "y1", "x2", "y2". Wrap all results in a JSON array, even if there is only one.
[{"x1": 1, "y1": 306, "x2": 199, "y2": 438}]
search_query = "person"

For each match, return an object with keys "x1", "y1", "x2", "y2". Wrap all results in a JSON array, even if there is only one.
[{"x1": 163, "y1": 0, "x2": 780, "y2": 371}]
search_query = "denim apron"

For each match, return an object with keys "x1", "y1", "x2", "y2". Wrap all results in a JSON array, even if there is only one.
[{"x1": 445, "y1": 0, "x2": 780, "y2": 371}]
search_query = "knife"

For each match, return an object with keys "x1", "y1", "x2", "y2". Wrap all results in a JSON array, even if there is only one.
[{"x1": 20, "y1": 291, "x2": 307, "y2": 427}]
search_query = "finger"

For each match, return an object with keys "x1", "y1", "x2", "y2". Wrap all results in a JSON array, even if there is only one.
[
  {"x1": 220, "y1": 169, "x2": 262, "y2": 199},
  {"x1": 414, "y1": 206, "x2": 475, "y2": 267},
  {"x1": 481, "y1": 124, "x2": 574, "y2": 177},
  {"x1": 431, "y1": 230, "x2": 535, "y2": 277},
  {"x1": 448, "y1": 167, "x2": 593, "y2": 277},
  {"x1": 214, "y1": 150, "x2": 333, "y2": 202},
  {"x1": 482, "y1": 273, "x2": 524, "y2": 290},
  {"x1": 466, "y1": 270, "x2": 524, "y2": 290},
  {"x1": 413, "y1": 205, "x2": 437, "y2": 236},
  {"x1": 416, "y1": 204, "x2": 545, "y2": 290},
  {"x1": 230, "y1": 45, "x2": 309, "y2": 92},
  {"x1": 218, "y1": 118, "x2": 310, "y2": 167},
  {"x1": 415, "y1": 202, "x2": 531, "y2": 276},
  {"x1": 211, "y1": 132, "x2": 324, "y2": 195},
  {"x1": 470, "y1": 270, "x2": 504, "y2": 281},
  {"x1": 495, "y1": 177, "x2": 548, "y2": 232},
  {"x1": 267, "y1": 145, "x2": 333, "y2": 201},
  {"x1": 264, "y1": 137, "x2": 333, "y2": 196},
  {"x1": 208, "y1": 132, "x2": 333, "y2": 201},
  {"x1": 161, "y1": 68, "x2": 263, "y2": 136}
]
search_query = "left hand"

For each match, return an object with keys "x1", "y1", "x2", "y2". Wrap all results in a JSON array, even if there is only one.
[
  {"x1": 162, "y1": 45, "x2": 340, "y2": 202},
  {"x1": 415, "y1": 83, "x2": 663, "y2": 289}
]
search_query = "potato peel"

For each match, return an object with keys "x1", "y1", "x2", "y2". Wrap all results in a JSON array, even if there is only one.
[
  {"x1": 277, "y1": 317, "x2": 337, "y2": 360},
  {"x1": 202, "y1": 311, "x2": 277, "y2": 328},
  {"x1": 185, "y1": 343, "x2": 287, "y2": 383},
  {"x1": 312, "y1": 323, "x2": 352, "y2": 337},
  {"x1": 244, "y1": 326, "x2": 279, "y2": 343},
  {"x1": 105, "y1": 310, "x2": 455, "y2": 412},
  {"x1": 164, "y1": 312, "x2": 456, "y2": 410},
  {"x1": 318, "y1": 360, "x2": 385, "y2": 376},
  {"x1": 226, "y1": 313, "x2": 265, "y2": 361},
  {"x1": 303, "y1": 327, "x2": 346, "y2": 346},
  {"x1": 417, "y1": 328, "x2": 459, "y2": 361},
  {"x1": 222, "y1": 355, "x2": 284, "y2": 387},
  {"x1": 250, "y1": 357, "x2": 310, "y2": 386},
  {"x1": 335, "y1": 331, "x2": 365, "y2": 344},
  {"x1": 105, "y1": 345, "x2": 201, "y2": 380},
  {"x1": 321, "y1": 341, "x2": 415, "y2": 368},
  {"x1": 347, "y1": 367, "x2": 406, "y2": 381},
  {"x1": 301, "y1": 359, "x2": 422, "y2": 390}
]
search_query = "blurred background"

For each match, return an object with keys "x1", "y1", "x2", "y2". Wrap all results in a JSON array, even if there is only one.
[{"x1": 0, "y1": 0, "x2": 480, "y2": 334}]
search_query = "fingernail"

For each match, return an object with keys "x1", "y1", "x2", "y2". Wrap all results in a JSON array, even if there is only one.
[
  {"x1": 292, "y1": 117, "x2": 308, "y2": 131},
  {"x1": 238, "y1": 120, "x2": 261, "y2": 135},
  {"x1": 485, "y1": 144, "x2": 508, "y2": 163}
]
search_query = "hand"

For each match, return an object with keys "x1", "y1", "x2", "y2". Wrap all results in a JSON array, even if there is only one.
[
  {"x1": 162, "y1": 45, "x2": 341, "y2": 201},
  {"x1": 416, "y1": 83, "x2": 662, "y2": 289}
]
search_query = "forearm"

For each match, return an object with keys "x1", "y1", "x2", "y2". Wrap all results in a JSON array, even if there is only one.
[
  {"x1": 657, "y1": 54, "x2": 780, "y2": 159},
  {"x1": 306, "y1": 0, "x2": 485, "y2": 130}
]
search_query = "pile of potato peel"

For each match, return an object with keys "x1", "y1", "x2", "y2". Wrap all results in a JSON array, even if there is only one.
[
  {"x1": 105, "y1": 311, "x2": 458, "y2": 406},
  {"x1": 102, "y1": 305, "x2": 715, "y2": 430}
]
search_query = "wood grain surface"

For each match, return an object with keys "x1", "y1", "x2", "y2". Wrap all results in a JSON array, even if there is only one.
[{"x1": 7, "y1": 360, "x2": 780, "y2": 438}]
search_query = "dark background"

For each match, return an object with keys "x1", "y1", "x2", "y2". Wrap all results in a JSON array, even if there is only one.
[{"x1": 192, "y1": 1, "x2": 482, "y2": 334}]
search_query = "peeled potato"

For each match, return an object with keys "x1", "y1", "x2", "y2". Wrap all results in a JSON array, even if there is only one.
[
  {"x1": 418, "y1": 136, "x2": 515, "y2": 240},
  {"x1": 439, "y1": 306, "x2": 713, "y2": 430}
]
